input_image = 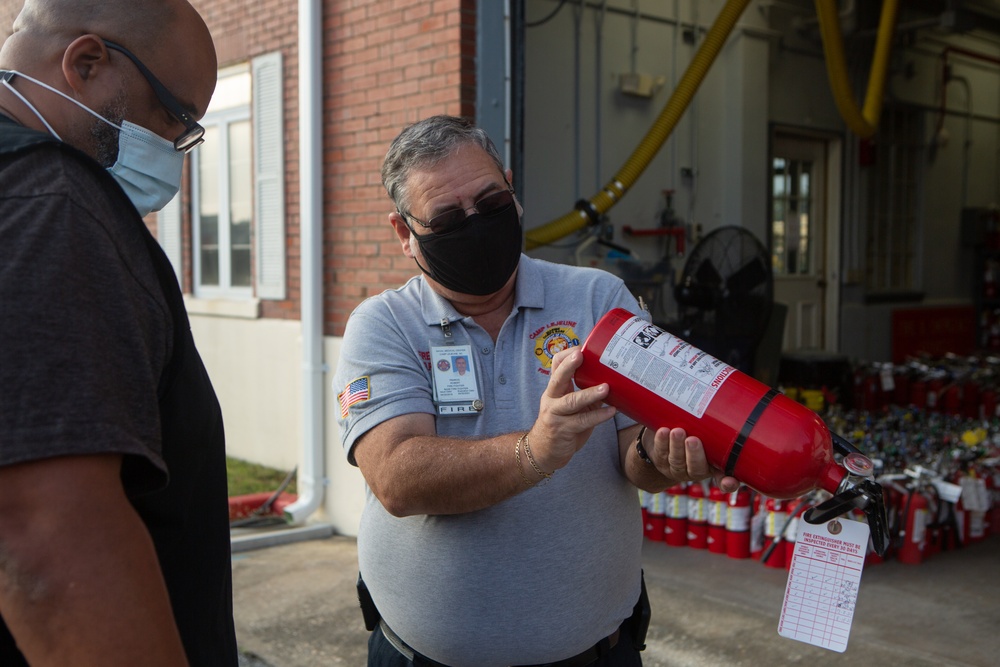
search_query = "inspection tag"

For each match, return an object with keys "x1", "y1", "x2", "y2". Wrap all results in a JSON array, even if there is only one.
[{"x1": 777, "y1": 517, "x2": 869, "y2": 653}]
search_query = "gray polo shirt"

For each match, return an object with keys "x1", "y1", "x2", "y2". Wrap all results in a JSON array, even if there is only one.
[{"x1": 334, "y1": 255, "x2": 645, "y2": 666}]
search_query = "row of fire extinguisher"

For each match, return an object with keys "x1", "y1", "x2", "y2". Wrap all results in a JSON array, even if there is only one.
[
  {"x1": 979, "y1": 308, "x2": 1000, "y2": 351},
  {"x1": 638, "y1": 483, "x2": 823, "y2": 569},
  {"x1": 850, "y1": 358, "x2": 1000, "y2": 419},
  {"x1": 640, "y1": 465, "x2": 999, "y2": 567},
  {"x1": 871, "y1": 466, "x2": 1000, "y2": 566}
]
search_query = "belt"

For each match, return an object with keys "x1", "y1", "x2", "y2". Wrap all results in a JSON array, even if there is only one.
[
  {"x1": 520, "y1": 627, "x2": 621, "y2": 667},
  {"x1": 379, "y1": 619, "x2": 623, "y2": 667}
]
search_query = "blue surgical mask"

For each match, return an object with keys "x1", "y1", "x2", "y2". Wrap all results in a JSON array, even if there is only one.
[
  {"x1": 102, "y1": 121, "x2": 185, "y2": 217},
  {"x1": 1, "y1": 70, "x2": 185, "y2": 217}
]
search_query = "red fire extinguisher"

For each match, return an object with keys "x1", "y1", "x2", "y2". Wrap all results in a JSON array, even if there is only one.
[
  {"x1": 707, "y1": 484, "x2": 728, "y2": 555},
  {"x1": 892, "y1": 368, "x2": 910, "y2": 407},
  {"x1": 576, "y1": 309, "x2": 890, "y2": 555},
  {"x1": 897, "y1": 486, "x2": 929, "y2": 565},
  {"x1": 982, "y1": 389, "x2": 998, "y2": 421},
  {"x1": 726, "y1": 486, "x2": 752, "y2": 559},
  {"x1": 964, "y1": 494, "x2": 987, "y2": 544},
  {"x1": 988, "y1": 470, "x2": 1000, "y2": 536},
  {"x1": 985, "y1": 259, "x2": 997, "y2": 299},
  {"x1": 644, "y1": 491, "x2": 666, "y2": 542},
  {"x1": 761, "y1": 498, "x2": 787, "y2": 568},
  {"x1": 909, "y1": 378, "x2": 927, "y2": 409},
  {"x1": 783, "y1": 498, "x2": 810, "y2": 570},
  {"x1": 943, "y1": 383, "x2": 962, "y2": 416},
  {"x1": 687, "y1": 481, "x2": 708, "y2": 549},
  {"x1": 664, "y1": 483, "x2": 688, "y2": 547},
  {"x1": 963, "y1": 380, "x2": 980, "y2": 420},
  {"x1": 927, "y1": 377, "x2": 944, "y2": 413}
]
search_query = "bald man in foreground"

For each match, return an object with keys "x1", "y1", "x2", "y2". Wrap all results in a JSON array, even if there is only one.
[{"x1": 0, "y1": 2, "x2": 236, "y2": 665}]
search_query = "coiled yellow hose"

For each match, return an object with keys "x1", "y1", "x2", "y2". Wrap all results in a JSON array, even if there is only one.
[
  {"x1": 524, "y1": 0, "x2": 753, "y2": 250},
  {"x1": 815, "y1": 0, "x2": 900, "y2": 139}
]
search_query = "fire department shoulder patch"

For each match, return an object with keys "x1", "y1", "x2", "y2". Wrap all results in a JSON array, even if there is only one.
[{"x1": 532, "y1": 321, "x2": 580, "y2": 373}]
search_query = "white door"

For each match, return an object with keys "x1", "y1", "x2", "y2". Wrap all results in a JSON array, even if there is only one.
[{"x1": 770, "y1": 132, "x2": 842, "y2": 352}]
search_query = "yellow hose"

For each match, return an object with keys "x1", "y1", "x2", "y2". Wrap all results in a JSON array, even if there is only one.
[
  {"x1": 524, "y1": 0, "x2": 753, "y2": 250},
  {"x1": 815, "y1": 0, "x2": 900, "y2": 139}
]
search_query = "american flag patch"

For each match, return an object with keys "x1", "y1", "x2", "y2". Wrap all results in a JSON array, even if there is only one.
[{"x1": 338, "y1": 376, "x2": 370, "y2": 418}]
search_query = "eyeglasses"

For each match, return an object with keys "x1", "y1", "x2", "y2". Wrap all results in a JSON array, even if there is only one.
[
  {"x1": 403, "y1": 188, "x2": 516, "y2": 235},
  {"x1": 103, "y1": 40, "x2": 205, "y2": 152}
]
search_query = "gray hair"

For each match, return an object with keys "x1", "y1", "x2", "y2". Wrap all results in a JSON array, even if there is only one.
[{"x1": 381, "y1": 115, "x2": 505, "y2": 213}]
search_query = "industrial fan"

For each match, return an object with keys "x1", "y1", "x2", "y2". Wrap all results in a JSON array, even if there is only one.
[{"x1": 672, "y1": 226, "x2": 774, "y2": 375}]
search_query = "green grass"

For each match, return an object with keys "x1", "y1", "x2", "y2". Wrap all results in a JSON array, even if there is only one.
[{"x1": 226, "y1": 456, "x2": 297, "y2": 497}]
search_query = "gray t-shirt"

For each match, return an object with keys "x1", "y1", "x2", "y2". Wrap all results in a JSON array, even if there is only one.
[{"x1": 335, "y1": 255, "x2": 647, "y2": 666}]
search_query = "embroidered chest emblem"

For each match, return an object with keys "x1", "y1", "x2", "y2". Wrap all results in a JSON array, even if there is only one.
[{"x1": 532, "y1": 322, "x2": 580, "y2": 373}]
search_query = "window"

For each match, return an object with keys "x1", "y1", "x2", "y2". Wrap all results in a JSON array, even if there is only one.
[
  {"x1": 864, "y1": 108, "x2": 922, "y2": 292},
  {"x1": 191, "y1": 53, "x2": 285, "y2": 301},
  {"x1": 193, "y1": 66, "x2": 252, "y2": 298},
  {"x1": 771, "y1": 157, "x2": 814, "y2": 276}
]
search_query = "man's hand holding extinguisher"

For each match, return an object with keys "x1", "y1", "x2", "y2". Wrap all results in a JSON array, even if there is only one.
[
  {"x1": 630, "y1": 424, "x2": 741, "y2": 494},
  {"x1": 531, "y1": 347, "x2": 740, "y2": 494}
]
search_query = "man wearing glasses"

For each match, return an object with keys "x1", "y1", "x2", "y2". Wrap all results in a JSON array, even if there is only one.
[
  {"x1": 0, "y1": 1, "x2": 236, "y2": 665},
  {"x1": 334, "y1": 115, "x2": 737, "y2": 666}
]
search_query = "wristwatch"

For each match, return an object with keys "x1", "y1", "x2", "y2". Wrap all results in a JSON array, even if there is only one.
[{"x1": 634, "y1": 426, "x2": 653, "y2": 465}]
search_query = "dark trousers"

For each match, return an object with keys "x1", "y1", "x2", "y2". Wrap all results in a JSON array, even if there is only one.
[{"x1": 367, "y1": 623, "x2": 643, "y2": 667}]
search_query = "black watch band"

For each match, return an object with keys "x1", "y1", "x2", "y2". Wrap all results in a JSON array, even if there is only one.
[{"x1": 634, "y1": 426, "x2": 653, "y2": 464}]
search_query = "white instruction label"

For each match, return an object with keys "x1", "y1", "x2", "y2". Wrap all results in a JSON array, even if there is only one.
[
  {"x1": 598, "y1": 316, "x2": 734, "y2": 418},
  {"x1": 778, "y1": 518, "x2": 869, "y2": 653},
  {"x1": 959, "y1": 476, "x2": 990, "y2": 512}
]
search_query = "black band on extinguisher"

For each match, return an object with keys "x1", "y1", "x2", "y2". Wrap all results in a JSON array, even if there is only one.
[{"x1": 724, "y1": 388, "x2": 780, "y2": 477}]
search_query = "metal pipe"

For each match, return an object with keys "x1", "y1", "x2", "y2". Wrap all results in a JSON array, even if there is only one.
[
  {"x1": 595, "y1": 0, "x2": 608, "y2": 192},
  {"x1": 284, "y1": 0, "x2": 326, "y2": 524}
]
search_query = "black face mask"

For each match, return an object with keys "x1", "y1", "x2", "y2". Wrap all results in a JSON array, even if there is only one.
[{"x1": 411, "y1": 204, "x2": 523, "y2": 296}]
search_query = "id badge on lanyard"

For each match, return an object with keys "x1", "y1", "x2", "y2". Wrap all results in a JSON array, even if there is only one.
[{"x1": 430, "y1": 318, "x2": 484, "y2": 416}]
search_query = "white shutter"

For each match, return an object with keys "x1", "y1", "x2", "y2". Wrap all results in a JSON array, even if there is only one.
[
  {"x1": 157, "y1": 192, "x2": 183, "y2": 285},
  {"x1": 253, "y1": 51, "x2": 286, "y2": 300}
]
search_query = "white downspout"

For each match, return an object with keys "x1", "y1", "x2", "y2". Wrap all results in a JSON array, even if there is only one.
[{"x1": 284, "y1": 0, "x2": 325, "y2": 524}]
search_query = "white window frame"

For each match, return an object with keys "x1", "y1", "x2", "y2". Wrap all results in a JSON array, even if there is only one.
[{"x1": 192, "y1": 105, "x2": 253, "y2": 300}]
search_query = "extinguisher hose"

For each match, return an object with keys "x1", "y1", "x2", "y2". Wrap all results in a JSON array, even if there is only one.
[
  {"x1": 923, "y1": 484, "x2": 943, "y2": 552},
  {"x1": 938, "y1": 488, "x2": 964, "y2": 551},
  {"x1": 895, "y1": 488, "x2": 915, "y2": 552},
  {"x1": 831, "y1": 432, "x2": 864, "y2": 457},
  {"x1": 760, "y1": 497, "x2": 812, "y2": 565}
]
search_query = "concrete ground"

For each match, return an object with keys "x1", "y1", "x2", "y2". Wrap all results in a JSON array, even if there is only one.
[{"x1": 232, "y1": 528, "x2": 999, "y2": 667}]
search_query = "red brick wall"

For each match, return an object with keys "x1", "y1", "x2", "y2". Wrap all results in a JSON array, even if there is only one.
[
  {"x1": 324, "y1": 0, "x2": 476, "y2": 335},
  {"x1": 1, "y1": 0, "x2": 477, "y2": 336},
  {"x1": 191, "y1": 0, "x2": 301, "y2": 320},
  {"x1": 196, "y1": 0, "x2": 476, "y2": 334}
]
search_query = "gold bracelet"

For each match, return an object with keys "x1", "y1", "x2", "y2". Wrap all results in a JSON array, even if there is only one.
[
  {"x1": 515, "y1": 433, "x2": 534, "y2": 486},
  {"x1": 522, "y1": 433, "x2": 553, "y2": 481}
]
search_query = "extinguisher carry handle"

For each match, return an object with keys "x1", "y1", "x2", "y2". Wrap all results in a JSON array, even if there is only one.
[{"x1": 802, "y1": 481, "x2": 891, "y2": 557}]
